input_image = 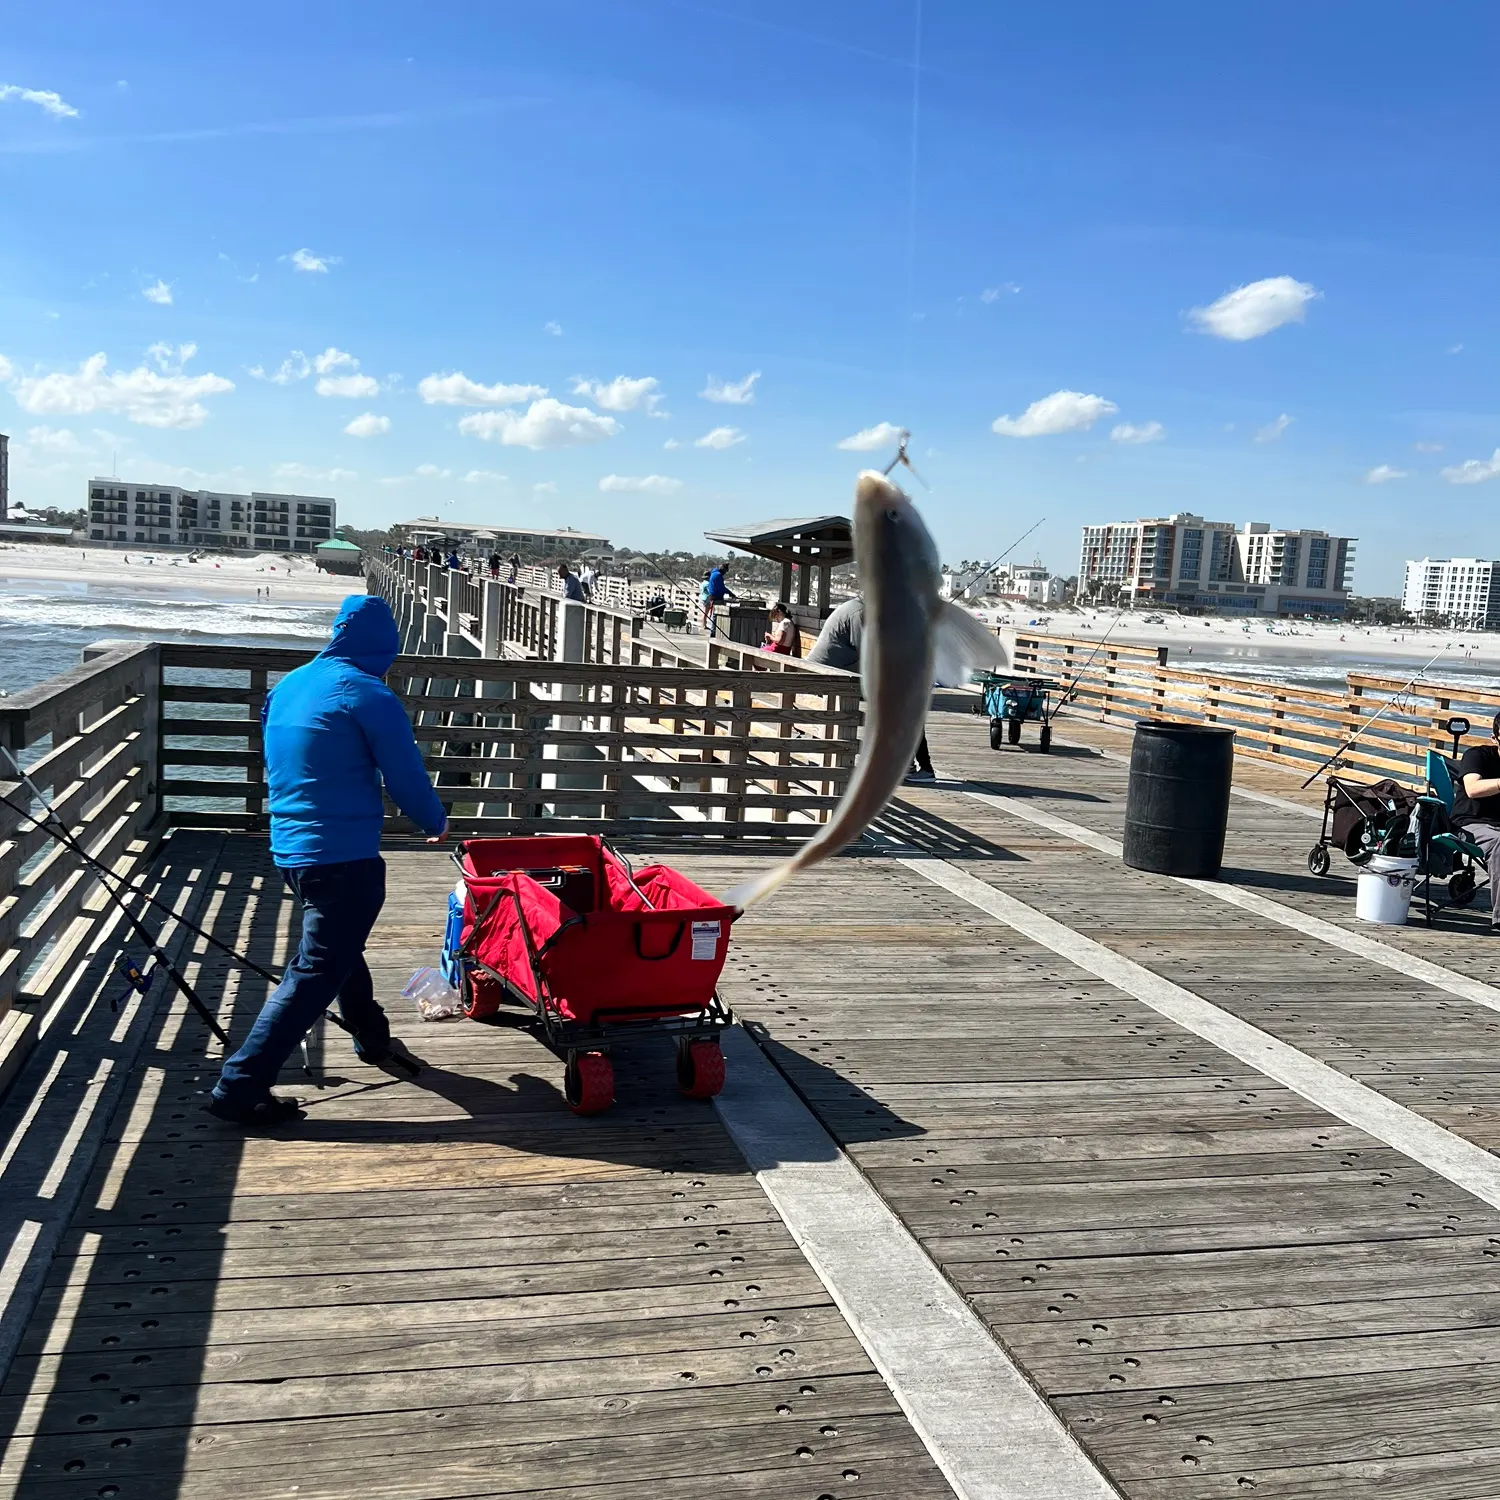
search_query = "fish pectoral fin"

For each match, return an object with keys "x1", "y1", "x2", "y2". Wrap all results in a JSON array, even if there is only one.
[{"x1": 934, "y1": 601, "x2": 1009, "y2": 686}]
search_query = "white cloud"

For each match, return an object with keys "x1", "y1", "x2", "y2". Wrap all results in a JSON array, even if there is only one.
[
  {"x1": 1110, "y1": 420, "x2": 1166, "y2": 444},
  {"x1": 1449, "y1": 343, "x2": 1464, "y2": 354},
  {"x1": 458, "y1": 398, "x2": 621, "y2": 450},
  {"x1": 543, "y1": 320, "x2": 563, "y2": 336},
  {"x1": 273, "y1": 462, "x2": 356, "y2": 483},
  {"x1": 0, "y1": 84, "x2": 78, "y2": 119},
  {"x1": 1189, "y1": 276, "x2": 1319, "y2": 341},
  {"x1": 463, "y1": 469, "x2": 507, "y2": 483},
  {"x1": 312, "y1": 347, "x2": 357, "y2": 374},
  {"x1": 317, "y1": 373, "x2": 379, "y2": 398},
  {"x1": 837, "y1": 421, "x2": 906, "y2": 452},
  {"x1": 701, "y1": 371, "x2": 760, "y2": 405},
  {"x1": 0, "y1": 355, "x2": 11, "y2": 383},
  {"x1": 992, "y1": 390, "x2": 1117, "y2": 438},
  {"x1": 1441, "y1": 450, "x2": 1500, "y2": 485},
  {"x1": 1363, "y1": 464, "x2": 1408, "y2": 484},
  {"x1": 979, "y1": 283, "x2": 1020, "y2": 303},
  {"x1": 24, "y1": 425, "x2": 83, "y2": 454},
  {"x1": 1414, "y1": 440, "x2": 1445, "y2": 454},
  {"x1": 286, "y1": 247, "x2": 339, "y2": 274},
  {"x1": 344, "y1": 412, "x2": 389, "y2": 438},
  {"x1": 250, "y1": 351, "x2": 312, "y2": 384},
  {"x1": 572, "y1": 374, "x2": 664, "y2": 414},
  {"x1": 8, "y1": 348, "x2": 233, "y2": 429},
  {"x1": 418, "y1": 372, "x2": 547, "y2": 406},
  {"x1": 1255, "y1": 413, "x2": 1293, "y2": 443},
  {"x1": 663, "y1": 438, "x2": 681, "y2": 450},
  {"x1": 695, "y1": 425, "x2": 747, "y2": 450},
  {"x1": 142, "y1": 279, "x2": 173, "y2": 306},
  {"x1": 599, "y1": 474, "x2": 683, "y2": 494},
  {"x1": 415, "y1": 463, "x2": 451, "y2": 478},
  {"x1": 534, "y1": 480, "x2": 559, "y2": 494}
]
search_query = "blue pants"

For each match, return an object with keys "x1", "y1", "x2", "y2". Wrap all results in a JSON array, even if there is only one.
[{"x1": 214, "y1": 857, "x2": 390, "y2": 1107}]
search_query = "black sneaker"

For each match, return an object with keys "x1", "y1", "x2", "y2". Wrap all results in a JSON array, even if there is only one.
[
  {"x1": 205, "y1": 1093, "x2": 304, "y2": 1129},
  {"x1": 904, "y1": 768, "x2": 937, "y2": 785},
  {"x1": 354, "y1": 1035, "x2": 423, "y2": 1077}
]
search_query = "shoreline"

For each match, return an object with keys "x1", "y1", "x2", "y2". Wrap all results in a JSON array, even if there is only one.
[{"x1": 0, "y1": 541, "x2": 359, "y2": 606}]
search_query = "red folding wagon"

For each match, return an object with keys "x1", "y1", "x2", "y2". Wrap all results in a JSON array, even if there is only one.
[{"x1": 448, "y1": 835, "x2": 735, "y2": 1114}]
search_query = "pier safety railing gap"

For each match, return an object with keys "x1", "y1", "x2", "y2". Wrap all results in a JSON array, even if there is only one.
[
  {"x1": 1016, "y1": 630, "x2": 1500, "y2": 787},
  {"x1": 0, "y1": 560, "x2": 860, "y2": 1095}
]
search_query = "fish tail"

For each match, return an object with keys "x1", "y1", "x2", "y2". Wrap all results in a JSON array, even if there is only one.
[{"x1": 723, "y1": 847, "x2": 811, "y2": 912}]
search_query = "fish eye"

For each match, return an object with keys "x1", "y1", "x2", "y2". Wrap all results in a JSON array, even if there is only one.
[{"x1": 884, "y1": 506, "x2": 899, "y2": 520}]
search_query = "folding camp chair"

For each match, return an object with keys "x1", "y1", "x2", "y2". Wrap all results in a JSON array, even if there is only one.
[{"x1": 1415, "y1": 749, "x2": 1488, "y2": 924}]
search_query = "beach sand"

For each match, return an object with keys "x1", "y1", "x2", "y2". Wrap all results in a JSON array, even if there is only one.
[
  {"x1": 977, "y1": 602, "x2": 1500, "y2": 674},
  {"x1": 0, "y1": 542, "x2": 357, "y2": 605}
]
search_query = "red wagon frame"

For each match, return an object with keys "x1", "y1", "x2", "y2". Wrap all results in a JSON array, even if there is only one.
[{"x1": 450, "y1": 836, "x2": 734, "y2": 1114}]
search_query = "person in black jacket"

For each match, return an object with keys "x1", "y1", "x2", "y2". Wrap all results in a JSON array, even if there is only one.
[{"x1": 1453, "y1": 710, "x2": 1500, "y2": 929}]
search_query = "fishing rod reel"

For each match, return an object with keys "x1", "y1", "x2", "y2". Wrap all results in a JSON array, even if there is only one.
[
  {"x1": 110, "y1": 951, "x2": 158, "y2": 1014},
  {"x1": 880, "y1": 429, "x2": 929, "y2": 489}
]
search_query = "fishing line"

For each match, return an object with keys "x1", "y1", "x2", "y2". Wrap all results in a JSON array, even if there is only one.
[
  {"x1": 1298, "y1": 641, "x2": 1454, "y2": 789},
  {"x1": 0, "y1": 745, "x2": 417, "y2": 1073},
  {"x1": 949, "y1": 517, "x2": 1047, "y2": 602}
]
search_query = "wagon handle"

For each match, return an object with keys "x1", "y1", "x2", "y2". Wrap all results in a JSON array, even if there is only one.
[{"x1": 632, "y1": 920, "x2": 686, "y2": 961}]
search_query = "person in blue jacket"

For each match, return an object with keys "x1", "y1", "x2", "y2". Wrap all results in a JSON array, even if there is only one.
[{"x1": 209, "y1": 595, "x2": 448, "y2": 1127}]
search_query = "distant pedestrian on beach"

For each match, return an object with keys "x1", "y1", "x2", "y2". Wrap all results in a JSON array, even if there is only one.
[
  {"x1": 488, "y1": 551, "x2": 501, "y2": 580},
  {"x1": 507, "y1": 553, "x2": 520, "y2": 584},
  {"x1": 559, "y1": 563, "x2": 585, "y2": 603}
]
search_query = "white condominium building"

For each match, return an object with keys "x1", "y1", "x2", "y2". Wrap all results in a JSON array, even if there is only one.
[
  {"x1": 1402, "y1": 558, "x2": 1500, "y2": 629},
  {"x1": 87, "y1": 480, "x2": 336, "y2": 551},
  {"x1": 1078, "y1": 513, "x2": 1356, "y2": 616}
]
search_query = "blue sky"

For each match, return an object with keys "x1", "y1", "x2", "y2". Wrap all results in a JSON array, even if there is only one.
[{"x1": 2, "y1": 2, "x2": 1498, "y2": 593}]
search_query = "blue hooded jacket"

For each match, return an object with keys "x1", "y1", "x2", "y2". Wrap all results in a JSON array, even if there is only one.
[{"x1": 262, "y1": 595, "x2": 446, "y2": 867}]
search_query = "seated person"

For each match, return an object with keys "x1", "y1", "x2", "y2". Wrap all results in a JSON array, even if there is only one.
[
  {"x1": 763, "y1": 600, "x2": 800, "y2": 655},
  {"x1": 1453, "y1": 711, "x2": 1500, "y2": 929}
]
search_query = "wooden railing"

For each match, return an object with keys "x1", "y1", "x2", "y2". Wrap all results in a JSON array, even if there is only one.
[
  {"x1": 0, "y1": 645, "x2": 164, "y2": 1089},
  {"x1": 1015, "y1": 632, "x2": 1500, "y2": 786},
  {"x1": 157, "y1": 644, "x2": 861, "y2": 835}
]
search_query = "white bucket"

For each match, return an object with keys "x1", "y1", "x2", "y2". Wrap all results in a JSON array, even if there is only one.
[{"x1": 1355, "y1": 854, "x2": 1417, "y2": 925}]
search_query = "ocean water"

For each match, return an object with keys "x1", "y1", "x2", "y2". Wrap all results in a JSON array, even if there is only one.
[
  {"x1": 1173, "y1": 647, "x2": 1500, "y2": 695},
  {"x1": 0, "y1": 581, "x2": 340, "y2": 698}
]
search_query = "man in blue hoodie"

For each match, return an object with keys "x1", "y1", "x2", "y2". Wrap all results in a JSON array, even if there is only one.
[{"x1": 209, "y1": 595, "x2": 448, "y2": 1127}]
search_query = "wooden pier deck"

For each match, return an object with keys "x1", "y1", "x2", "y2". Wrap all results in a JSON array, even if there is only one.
[{"x1": 9, "y1": 697, "x2": 1500, "y2": 1497}]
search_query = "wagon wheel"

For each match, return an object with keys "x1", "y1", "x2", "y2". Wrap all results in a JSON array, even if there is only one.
[
  {"x1": 989, "y1": 718, "x2": 1003, "y2": 751},
  {"x1": 1038, "y1": 725, "x2": 1053, "y2": 754},
  {"x1": 565, "y1": 1051, "x2": 614, "y2": 1114},
  {"x1": 461, "y1": 968, "x2": 503, "y2": 1020},
  {"x1": 677, "y1": 1038, "x2": 726, "y2": 1099},
  {"x1": 1007, "y1": 718, "x2": 1022, "y2": 745},
  {"x1": 1306, "y1": 844, "x2": 1331, "y2": 878}
]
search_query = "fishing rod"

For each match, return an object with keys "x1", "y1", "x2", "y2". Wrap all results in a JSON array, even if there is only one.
[
  {"x1": 0, "y1": 746, "x2": 418, "y2": 1073},
  {"x1": 950, "y1": 517, "x2": 1047, "y2": 602},
  {"x1": 0, "y1": 748, "x2": 231, "y2": 1048},
  {"x1": 1048, "y1": 603, "x2": 1132, "y2": 714},
  {"x1": 1297, "y1": 640, "x2": 1453, "y2": 789}
]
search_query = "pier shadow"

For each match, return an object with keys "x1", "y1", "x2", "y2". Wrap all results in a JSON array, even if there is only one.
[
  {"x1": 0, "y1": 829, "x2": 290, "y2": 1498},
  {"x1": 868, "y1": 798, "x2": 1023, "y2": 860},
  {"x1": 958, "y1": 775, "x2": 1107, "y2": 805}
]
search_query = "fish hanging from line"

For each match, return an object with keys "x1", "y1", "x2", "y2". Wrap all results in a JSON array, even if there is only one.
[{"x1": 725, "y1": 469, "x2": 1008, "y2": 911}]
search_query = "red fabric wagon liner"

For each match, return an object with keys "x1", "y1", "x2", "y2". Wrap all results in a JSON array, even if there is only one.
[{"x1": 458, "y1": 835, "x2": 735, "y2": 1025}]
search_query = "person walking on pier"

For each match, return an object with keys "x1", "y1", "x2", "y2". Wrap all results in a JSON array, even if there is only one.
[{"x1": 208, "y1": 595, "x2": 448, "y2": 1128}]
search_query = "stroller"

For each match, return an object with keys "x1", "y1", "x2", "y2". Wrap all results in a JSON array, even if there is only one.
[{"x1": 443, "y1": 835, "x2": 734, "y2": 1114}]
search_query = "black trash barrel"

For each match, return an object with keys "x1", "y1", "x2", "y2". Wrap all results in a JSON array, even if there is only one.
[{"x1": 1122, "y1": 721, "x2": 1235, "y2": 878}]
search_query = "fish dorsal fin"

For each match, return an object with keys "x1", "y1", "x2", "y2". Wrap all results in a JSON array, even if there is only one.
[{"x1": 934, "y1": 601, "x2": 1008, "y2": 687}]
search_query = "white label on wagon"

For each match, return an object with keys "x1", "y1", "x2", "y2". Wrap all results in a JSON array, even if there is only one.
[{"x1": 691, "y1": 920, "x2": 721, "y2": 960}]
